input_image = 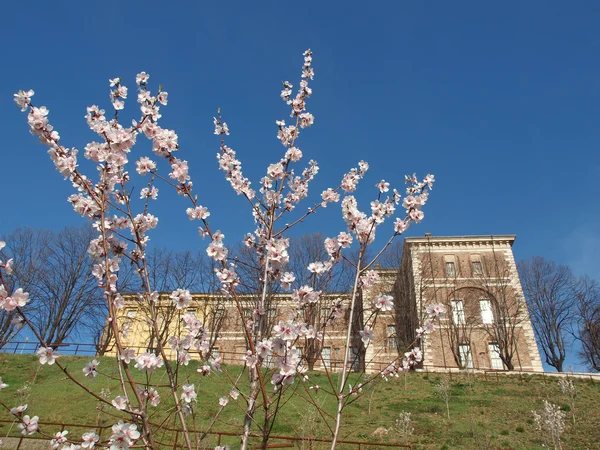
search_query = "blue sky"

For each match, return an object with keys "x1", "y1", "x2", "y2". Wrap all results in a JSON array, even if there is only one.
[{"x1": 1, "y1": 1, "x2": 599, "y2": 370}]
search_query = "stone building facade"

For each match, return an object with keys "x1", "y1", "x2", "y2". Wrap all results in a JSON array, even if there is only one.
[
  {"x1": 396, "y1": 234, "x2": 543, "y2": 372},
  {"x1": 108, "y1": 234, "x2": 543, "y2": 373}
]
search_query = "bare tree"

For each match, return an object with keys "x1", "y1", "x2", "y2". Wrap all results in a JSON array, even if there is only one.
[
  {"x1": 96, "y1": 248, "x2": 227, "y2": 355},
  {"x1": 0, "y1": 244, "x2": 20, "y2": 349},
  {"x1": 518, "y1": 257, "x2": 575, "y2": 372},
  {"x1": 573, "y1": 276, "x2": 600, "y2": 372},
  {"x1": 1, "y1": 226, "x2": 103, "y2": 347},
  {"x1": 475, "y1": 252, "x2": 526, "y2": 371}
]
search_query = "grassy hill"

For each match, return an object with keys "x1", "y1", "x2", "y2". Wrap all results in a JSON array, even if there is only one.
[{"x1": 0, "y1": 353, "x2": 598, "y2": 449}]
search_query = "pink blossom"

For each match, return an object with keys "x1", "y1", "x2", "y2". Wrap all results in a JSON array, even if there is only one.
[
  {"x1": 321, "y1": 188, "x2": 340, "y2": 206},
  {"x1": 426, "y1": 303, "x2": 446, "y2": 319},
  {"x1": 109, "y1": 422, "x2": 140, "y2": 449},
  {"x1": 213, "y1": 117, "x2": 229, "y2": 135},
  {"x1": 219, "y1": 396, "x2": 229, "y2": 407},
  {"x1": 135, "y1": 157, "x2": 156, "y2": 175},
  {"x1": 112, "y1": 396, "x2": 127, "y2": 410},
  {"x1": 18, "y1": 415, "x2": 39, "y2": 436},
  {"x1": 285, "y1": 147, "x2": 303, "y2": 161},
  {"x1": 13, "y1": 90, "x2": 34, "y2": 111},
  {"x1": 134, "y1": 352, "x2": 164, "y2": 372},
  {"x1": 242, "y1": 351, "x2": 258, "y2": 368},
  {"x1": 1, "y1": 288, "x2": 30, "y2": 311},
  {"x1": 394, "y1": 218, "x2": 408, "y2": 234},
  {"x1": 36, "y1": 347, "x2": 60, "y2": 365},
  {"x1": 120, "y1": 349, "x2": 136, "y2": 364},
  {"x1": 372, "y1": 294, "x2": 394, "y2": 312},
  {"x1": 136, "y1": 72, "x2": 149, "y2": 85},
  {"x1": 186, "y1": 206, "x2": 210, "y2": 220},
  {"x1": 170, "y1": 288, "x2": 192, "y2": 309},
  {"x1": 181, "y1": 384, "x2": 197, "y2": 403},
  {"x1": 280, "y1": 272, "x2": 295, "y2": 290},
  {"x1": 157, "y1": 91, "x2": 168, "y2": 105},
  {"x1": 359, "y1": 327, "x2": 374, "y2": 344},
  {"x1": 376, "y1": 180, "x2": 390, "y2": 193},
  {"x1": 83, "y1": 359, "x2": 99, "y2": 378},
  {"x1": 81, "y1": 431, "x2": 100, "y2": 449}
]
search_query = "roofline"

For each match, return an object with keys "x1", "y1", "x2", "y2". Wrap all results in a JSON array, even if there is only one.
[{"x1": 404, "y1": 234, "x2": 516, "y2": 246}]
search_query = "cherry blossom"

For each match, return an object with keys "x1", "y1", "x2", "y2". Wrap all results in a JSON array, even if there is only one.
[
  {"x1": 372, "y1": 294, "x2": 394, "y2": 312},
  {"x1": 108, "y1": 422, "x2": 140, "y2": 449},
  {"x1": 134, "y1": 352, "x2": 164, "y2": 372},
  {"x1": 1, "y1": 287, "x2": 30, "y2": 311},
  {"x1": 83, "y1": 359, "x2": 99, "y2": 378},
  {"x1": 51, "y1": 430, "x2": 69, "y2": 449},
  {"x1": 376, "y1": 180, "x2": 390, "y2": 193},
  {"x1": 136, "y1": 72, "x2": 149, "y2": 85},
  {"x1": 36, "y1": 347, "x2": 60, "y2": 365},
  {"x1": 13, "y1": 89, "x2": 34, "y2": 111},
  {"x1": 18, "y1": 415, "x2": 39, "y2": 436},
  {"x1": 181, "y1": 384, "x2": 197, "y2": 404},
  {"x1": 186, "y1": 206, "x2": 210, "y2": 220},
  {"x1": 170, "y1": 288, "x2": 192, "y2": 309},
  {"x1": 426, "y1": 303, "x2": 446, "y2": 319},
  {"x1": 112, "y1": 396, "x2": 127, "y2": 410},
  {"x1": 81, "y1": 431, "x2": 100, "y2": 449},
  {"x1": 119, "y1": 348, "x2": 136, "y2": 364},
  {"x1": 242, "y1": 351, "x2": 258, "y2": 368},
  {"x1": 0, "y1": 377, "x2": 7, "y2": 389},
  {"x1": 359, "y1": 327, "x2": 374, "y2": 344}
]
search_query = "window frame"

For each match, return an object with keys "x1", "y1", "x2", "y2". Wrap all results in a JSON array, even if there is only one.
[
  {"x1": 459, "y1": 343, "x2": 473, "y2": 369},
  {"x1": 451, "y1": 299, "x2": 466, "y2": 325}
]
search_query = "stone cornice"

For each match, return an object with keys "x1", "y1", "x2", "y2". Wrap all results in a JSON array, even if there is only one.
[{"x1": 405, "y1": 235, "x2": 516, "y2": 249}]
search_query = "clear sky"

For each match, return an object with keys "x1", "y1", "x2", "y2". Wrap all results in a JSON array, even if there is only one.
[{"x1": 1, "y1": 1, "x2": 599, "y2": 370}]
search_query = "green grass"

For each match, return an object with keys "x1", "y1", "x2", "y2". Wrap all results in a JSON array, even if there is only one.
[{"x1": 0, "y1": 354, "x2": 599, "y2": 449}]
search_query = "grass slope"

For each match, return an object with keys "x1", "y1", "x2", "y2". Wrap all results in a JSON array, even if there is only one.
[{"x1": 0, "y1": 354, "x2": 599, "y2": 449}]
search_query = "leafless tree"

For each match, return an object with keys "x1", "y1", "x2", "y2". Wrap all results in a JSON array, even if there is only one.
[
  {"x1": 573, "y1": 276, "x2": 600, "y2": 372},
  {"x1": 1, "y1": 226, "x2": 103, "y2": 347},
  {"x1": 475, "y1": 252, "x2": 526, "y2": 371},
  {"x1": 518, "y1": 257, "x2": 575, "y2": 372},
  {"x1": 231, "y1": 233, "x2": 355, "y2": 370},
  {"x1": 96, "y1": 248, "x2": 227, "y2": 355}
]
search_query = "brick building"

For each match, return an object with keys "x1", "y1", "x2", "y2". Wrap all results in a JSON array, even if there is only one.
[{"x1": 108, "y1": 234, "x2": 543, "y2": 373}]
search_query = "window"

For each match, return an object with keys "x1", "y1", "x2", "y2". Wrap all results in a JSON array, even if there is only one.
[
  {"x1": 321, "y1": 346, "x2": 331, "y2": 369},
  {"x1": 243, "y1": 308, "x2": 253, "y2": 319},
  {"x1": 471, "y1": 260, "x2": 483, "y2": 276},
  {"x1": 444, "y1": 255, "x2": 457, "y2": 277},
  {"x1": 445, "y1": 262, "x2": 456, "y2": 277},
  {"x1": 321, "y1": 306, "x2": 332, "y2": 322},
  {"x1": 451, "y1": 300, "x2": 465, "y2": 325},
  {"x1": 267, "y1": 308, "x2": 277, "y2": 320},
  {"x1": 479, "y1": 300, "x2": 493, "y2": 324},
  {"x1": 186, "y1": 309, "x2": 197, "y2": 316},
  {"x1": 459, "y1": 344, "x2": 473, "y2": 369},
  {"x1": 126, "y1": 309, "x2": 137, "y2": 318},
  {"x1": 215, "y1": 308, "x2": 226, "y2": 319},
  {"x1": 386, "y1": 324, "x2": 397, "y2": 350},
  {"x1": 488, "y1": 343, "x2": 504, "y2": 370}
]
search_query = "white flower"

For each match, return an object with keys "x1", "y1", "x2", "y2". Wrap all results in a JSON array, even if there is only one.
[
  {"x1": 18, "y1": 415, "x2": 39, "y2": 435},
  {"x1": 81, "y1": 431, "x2": 100, "y2": 449},
  {"x1": 36, "y1": 347, "x2": 60, "y2": 365},
  {"x1": 83, "y1": 359, "x2": 99, "y2": 378},
  {"x1": 112, "y1": 396, "x2": 127, "y2": 410},
  {"x1": 181, "y1": 384, "x2": 197, "y2": 404}
]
